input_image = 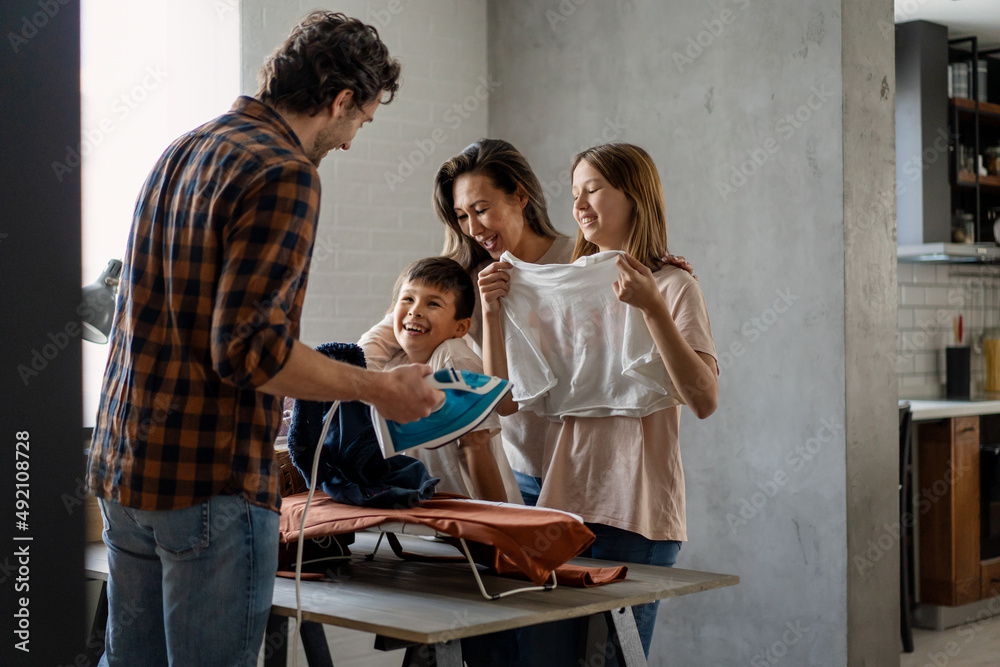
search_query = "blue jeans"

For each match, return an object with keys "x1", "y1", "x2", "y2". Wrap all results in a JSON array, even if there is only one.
[
  {"x1": 514, "y1": 470, "x2": 542, "y2": 507},
  {"x1": 97, "y1": 495, "x2": 279, "y2": 667},
  {"x1": 514, "y1": 472, "x2": 681, "y2": 664}
]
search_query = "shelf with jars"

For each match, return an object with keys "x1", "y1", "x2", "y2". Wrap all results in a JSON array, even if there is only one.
[{"x1": 948, "y1": 38, "x2": 1000, "y2": 244}]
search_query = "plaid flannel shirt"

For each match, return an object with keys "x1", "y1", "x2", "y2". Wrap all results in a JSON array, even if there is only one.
[{"x1": 88, "y1": 97, "x2": 319, "y2": 511}]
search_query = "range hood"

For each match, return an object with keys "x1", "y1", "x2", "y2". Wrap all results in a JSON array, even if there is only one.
[
  {"x1": 893, "y1": 23, "x2": 1000, "y2": 264},
  {"x1": 898, "y1": 243, "x2": 1000, "y2": 263}
]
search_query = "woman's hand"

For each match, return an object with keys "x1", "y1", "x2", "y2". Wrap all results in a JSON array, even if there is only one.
[
  {"x1": 613, "y1": 253, "x2": 664, "y2": 314},
  {"x1": 662, "y1": 253, "x2": 697, "y2": 281},
  {"x1": 478, "y1": 261, "x2": 513, "y2": 315}
]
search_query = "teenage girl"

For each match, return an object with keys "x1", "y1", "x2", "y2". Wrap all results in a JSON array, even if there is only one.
[{"x1": 479, "y1": 142, "x2": 719, "y2": 659}]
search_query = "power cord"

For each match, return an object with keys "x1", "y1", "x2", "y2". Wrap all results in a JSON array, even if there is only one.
[{"x1": 291, "y1": 399, "x2": 340, "y2": 667}]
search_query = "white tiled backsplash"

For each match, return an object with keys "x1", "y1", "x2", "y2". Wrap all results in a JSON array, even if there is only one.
[{"x1": 898, "y1": 262, "x2": 1000, "y2": 398}]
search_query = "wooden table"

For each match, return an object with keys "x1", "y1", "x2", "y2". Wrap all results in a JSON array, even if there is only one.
[{"x1": 84, "y1": 533, "x2": 738, "y2": 666}]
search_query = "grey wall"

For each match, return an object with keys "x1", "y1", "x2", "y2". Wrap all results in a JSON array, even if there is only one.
[
  {"x1": 241, "y1": 1, "x2": 898, "y2": 664},
  {"x1": 241, "y1": 0, "x2": 490, "y2": 346},
  {"x1": 488, "y1": 0, "x2": 890, "y2": 664}
]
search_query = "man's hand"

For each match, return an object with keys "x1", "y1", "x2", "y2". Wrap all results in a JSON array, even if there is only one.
[{"x1": 367, "y1": 364, "x2": 443, "y2": 423}]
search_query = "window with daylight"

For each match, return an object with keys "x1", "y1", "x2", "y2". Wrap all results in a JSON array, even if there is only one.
[{"x1": 80, "y1": 0, "x2": 239, "y2": 424}]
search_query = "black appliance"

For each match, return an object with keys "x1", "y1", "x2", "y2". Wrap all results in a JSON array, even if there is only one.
[{"x1": 983, "y1": 442, "x2": 1000, "y2": 560}]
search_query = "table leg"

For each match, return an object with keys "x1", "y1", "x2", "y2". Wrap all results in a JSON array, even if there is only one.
[
  {"x1": 264, "y1": 615, "x2": 288, "y2": 667},
  {"x1": 582, "y1": 612, "x2": 609, "y2": 663},
  {"x1": 401, "y1": 640, "x2": 462, "y2": 667},
  {"x1": 604, "y1": 607, "x2": 646, "y2": 667},
  {"x1": 263, "y1": 616, "x2": 335, "y2": 667},
  {"x1": 300, "y1": 620, "x2": 335, "y2": 667},
  {"x1": 83, "y1": 580, "x2": 108, "y2": 664}
]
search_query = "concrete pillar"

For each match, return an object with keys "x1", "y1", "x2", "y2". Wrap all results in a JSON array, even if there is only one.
[{"x1": 842, "y1": 0, "x2": 899, "y2": 663}]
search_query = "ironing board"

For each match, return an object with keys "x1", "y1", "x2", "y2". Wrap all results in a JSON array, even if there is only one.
[{"x1": 287, "y1": 499, "x2": 565, "y2": 600}]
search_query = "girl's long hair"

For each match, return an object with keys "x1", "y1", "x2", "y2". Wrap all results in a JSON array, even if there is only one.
[{"x1": 570, "y1": 143, "x2": 668, "y2": 269}]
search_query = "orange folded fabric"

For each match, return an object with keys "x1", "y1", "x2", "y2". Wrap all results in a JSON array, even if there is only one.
[{"x1": 279, "y1": 493, "x2": 626, "y2": 587}]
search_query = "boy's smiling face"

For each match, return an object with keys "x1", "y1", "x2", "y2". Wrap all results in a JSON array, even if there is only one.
[{"x1": 393, "y1": 279, "x2": 471, "y2": 364}]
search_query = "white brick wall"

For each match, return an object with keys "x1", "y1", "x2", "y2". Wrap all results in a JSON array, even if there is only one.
[
  {"x1": 241, "y1": 0, "x2": 489, "y2": 347},
  {"x1": 897, "y1": 261, "x2": 1000, "y2": 399}
]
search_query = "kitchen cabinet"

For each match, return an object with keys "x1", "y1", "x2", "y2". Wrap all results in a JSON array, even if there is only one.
[
  {"x1": 983, "y1": 557, "x2": 1000, "y2": 600},
  {"x1": 907, "y1": 401, "x2": 1000, "y2": 613},
  {"x1": 917, "y1": 416, "x2": 982, "y2": 606}
]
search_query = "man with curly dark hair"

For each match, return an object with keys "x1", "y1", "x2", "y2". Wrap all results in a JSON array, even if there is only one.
[{"x1": 87, "y1": 12, "x2": 441, "y2": 666}]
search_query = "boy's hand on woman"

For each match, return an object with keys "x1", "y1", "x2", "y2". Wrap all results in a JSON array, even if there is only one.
[{"x1": 478, "y1": 261, "x2": 513, "y2": 316}]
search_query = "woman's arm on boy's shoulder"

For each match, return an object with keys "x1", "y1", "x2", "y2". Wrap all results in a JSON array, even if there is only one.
[
  {"x1": 457, "y1": 430, "x2": 507, "y2": 502},
  {"x1": 358, "y1": 312, "x2": 400, "y2": 371},
  {"x1": 613, "y1": 254, "x2": 718, "y2": 419}
]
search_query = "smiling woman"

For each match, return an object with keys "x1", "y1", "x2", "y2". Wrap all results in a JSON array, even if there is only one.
[
  {"x1": 435, "y1": 139, "x2": 567, "y2": 272},
  {"x1": 80, "y1": 0, "x2": 239, "y2": 425}
]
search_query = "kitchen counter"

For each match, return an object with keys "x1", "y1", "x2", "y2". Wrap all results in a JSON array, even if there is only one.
[{"x1": 900, "y1": 398, "x2": 1000, "y2": 421}]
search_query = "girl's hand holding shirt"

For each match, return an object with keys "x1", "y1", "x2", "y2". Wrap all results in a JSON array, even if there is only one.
[{"x1": 613, "y1": 253, "x2": 667, "y2": 315}]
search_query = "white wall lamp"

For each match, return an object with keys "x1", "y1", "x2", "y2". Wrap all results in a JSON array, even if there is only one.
[{"x1": 81, "y1": 259, "x2": 122, "y2": 344}]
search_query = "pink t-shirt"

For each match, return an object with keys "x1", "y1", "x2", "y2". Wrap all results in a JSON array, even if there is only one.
[{"x1": 535, "y1": 265, "x2": 717, "y2": 541}]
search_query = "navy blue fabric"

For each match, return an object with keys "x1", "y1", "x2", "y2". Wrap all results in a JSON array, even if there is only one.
[{"x1": 287, "y1": 342, "x2": 439, "y2": 508}]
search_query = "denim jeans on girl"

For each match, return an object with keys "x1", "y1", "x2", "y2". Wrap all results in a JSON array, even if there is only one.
[
  {"x1": 513, "y1": 471, "x2": 681, "y2": 664},
  {"x1": 97, "y1": 495, "x2": 278, "y2": 667}
]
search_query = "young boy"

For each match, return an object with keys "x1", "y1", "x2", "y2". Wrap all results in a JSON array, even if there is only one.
[{"x1": 370, "y1": 257, "x2": 521, "y2": 502}]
